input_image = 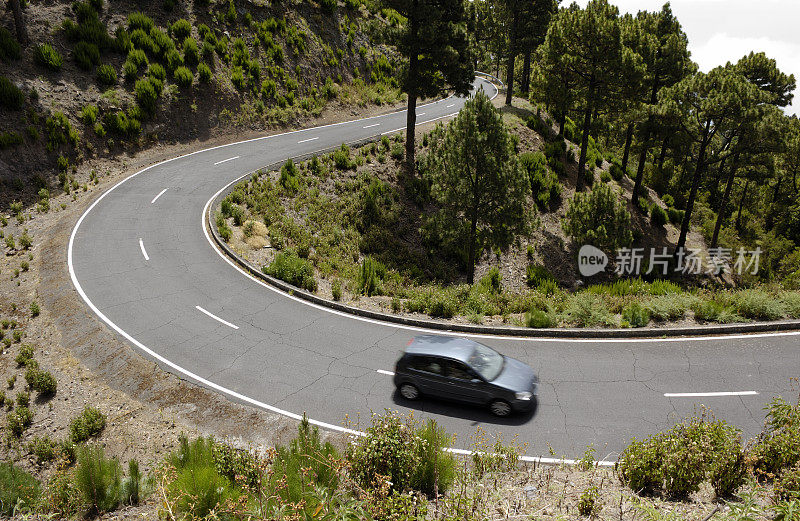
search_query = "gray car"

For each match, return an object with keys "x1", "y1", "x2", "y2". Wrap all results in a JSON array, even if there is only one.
[{"x1": 393, "y1": 335, "x2": 538, "y2": 417}]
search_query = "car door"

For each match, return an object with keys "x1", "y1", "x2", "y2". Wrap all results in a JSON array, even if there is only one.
[
  {"x1": 407, "y1": 356, "x2": 450, "y2": 396},
  {"x1": 443, "y1": 360, "x2": 491, "y2": 404}
]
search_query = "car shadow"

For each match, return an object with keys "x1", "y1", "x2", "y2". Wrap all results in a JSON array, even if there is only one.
[{"x1": 391, "y1": 389, "x2": 537, "y2": 426}]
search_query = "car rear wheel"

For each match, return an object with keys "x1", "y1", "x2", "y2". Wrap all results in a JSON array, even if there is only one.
[
  {"x1": 489, "y1": 399, "x2": 512, "y2": 417},
  {"x1": 399, "y1": 383, "x2": 420, "y2": 400}
]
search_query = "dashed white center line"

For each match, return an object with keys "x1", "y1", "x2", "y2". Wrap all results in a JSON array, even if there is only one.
[
  {"x1": 150, "y1": 188, "x2": 168, "y2": 204},
  {"x1": 297, "y1": 136, "x2": 319, "y2": 143},
  {"x1": 664, "y1": 391, "x2": 759, "y2": 398},
  {"x1": 214, "y1": 156, "x2": 239, "y2": 166},
  {"x1": 446, "y1": 103, "x2": 455, "y2": 108},
  {"x1": 417, "y1": 112, "x2": 426, "y2": 116},
  {"x1": 376, "y1": 369, "x2": 395, "y2": 376},
  {"x1": 196, "y1": 306, "x2": 239, "y2": 329},
  {"x1": 138, "y1": 238, "x2": 149, "y2": 261},
  {"x1": 363, "y1": 123, "x2": 380, "y2": 129}
]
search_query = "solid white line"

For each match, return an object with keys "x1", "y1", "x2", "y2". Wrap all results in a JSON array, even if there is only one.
[
  {"x1": 664, "y1": 391, "x2": 759, "y2": 398},
  {"x1": 213, "y1": 156, "x2": 239, "y2": 166},
  {"x1": 376, "y1": 369, "x2": 395, "y2": 376},
  {"x1": 297, "y1": 137, "x2": 319, "y2": 143},
  {"x1": 138, "y1": 238, "x2": 149, "y2": 261},
  {"x1": 196, "y1": 306, "x2": 239, "y2": 329},
  {"x1": 150, "y1": 188, "x2": 168, "y2": 204},
  {"x1": 363, "y1": 123, "x2": 380, "y2": 129}
]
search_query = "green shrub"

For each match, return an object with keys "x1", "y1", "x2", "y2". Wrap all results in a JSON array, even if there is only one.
[
  {"x1": 73, "y1": 41, "x2": 100, "y2": 70},
  {"x1": 618, "y1": 414, "x2": 746, "y2": 498},
  {"x1": 411, "y1": 419, "x2": 456, "y2": 495},
  {"x1": 31, "y1": 371, "x2": 57, "y2": 396},
  {"x1": 15, "y1": 344, "x2": 34, "y2": 366},
  {"x1": 7, "y1": 406, "x2": 33, "y2": 437},
  {"x1": 171, "y1": 18, "x2": 192, "y2": 40},
  {"x1": 521, "y1": 152, "x2": 561, "y2": 209},
  {"x1": 0, "y1": 27, "x2": 21, "y2": 62},
  {"x1": 752, "y1": 395, "x2": 800, "y2": 479},
  {"x1": 0, "y1": 76, "x2": 24, "y2": 109},
  {"x1": 34, "y1": 44, "x2": 63, "y2": 71},
  {"x1": 332, "y1": 279, "x2": 342, "y2": 301},
  {"x1": 0, "y1": 131, "x2": 22, "y2": 149},
  {"x1": 165, "y1": 48, "x2": 183, "y2": 71},
  {"x1": 127, "y1": 12, "x2": 154, "y2": 33},
  {"x1": 562, "y1": 183, "x2": 633, "y2": 251},
  {"x1": 75, "y1": 445, "x2": 121, "y2": 515},
  {"x1": 577, "y1": 485, "x2": 601, "y2": 517},
  {"x1": 622, "y1": 302, "x2": 650, "y2": 328},
  {"x1": 668, "y1": 208, "x2": 685, "y2": 225},
  {"x1": 127, "y1": 48, "x2": 147, "y2": 68},
  {"x1": 776, "y1": 465, "x2": 800, "y2": 501},
  {"x1": 183, "y1": 37, "x2": 199, "y2": 65},
  {"x1": 734, "y1": 289, "x2": 786, "y2": 320},
  {"x1": 30, "y1": 300, "x2": 39, "y2": 316},
  {"x1": 320, "y1": 0, "x2": 337, "y2": 12},
  {"x1": 526, "y1": 263, "x2": 555, "y2": 288},
  {"x1": 358, "y1": 256, "x2": 382, "y2": 296},
  {"x1": 29, "y1": 436, "x2": 57, "y2": 463},
  {"x1": 264, "y1": 251, "x2": 317, "y2": 292},
  {"x1": 96, "y1": 64, "x2": 117, "y2": 85},
  {"x1": 644, "y1": 294, "x2": 692, "y2": 322},
  {"x1": 198, "y1": 62, "x2": 212, "y2": 82},
  {"x1": 172, "y1": 66, "x2": 193, "y2": 88},
  {"x1": 561, "y1": 293, "x2": 615, "y2": 327},
  {"x1": 651, "y1": 205, "x2": 668, "y2": 227},
  {"x1": 427, "y1": 290, "x2": 457, "y2": 318},
  {"x1": 80, "y1": 104, "x2": 99, "y2": 125},
  {"x1": 123, "y1": 60, "x2": 138, "y2": 80},
  {"x1": 165, "y1": 436, "x2": 238, "y2": 520},
  {"x1": 279, "y1": 159, "x2": 300, "y2": 193},
  {"x1": 16, "y1": 390, "x2": 30, "y2": 408},
  {"x1": 0, "y1": 461, "x2": 39, "y2": 516},
  {"x1": 333, "y1": 143, "x2": 355, "y2": 170},
  {"x1": 526, "y1": 308, "x2": 554, "y2": 328},
  {"x1": 390, "y1": 142, "x2": 404, "y2": 160},
  {"x1": 609, "y1": 161, "x2": 625, "y2": 181},
  {"x1": 69, "y1": 406, "x2": 107, "y2": 443},
  {"x1": 147, "y1": 63, "x2": 165, "y2": 81},
  {"x1": 134, "y1": 78, "x2": 158, "y2": 115}
]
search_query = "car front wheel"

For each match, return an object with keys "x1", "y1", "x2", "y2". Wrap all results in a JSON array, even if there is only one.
[
  {"x1": 399, "y1": 383, "x2": 420, "y2": 400},
  {"x1": 489, "y1": 399, "x2": 512, "y2": 417}
]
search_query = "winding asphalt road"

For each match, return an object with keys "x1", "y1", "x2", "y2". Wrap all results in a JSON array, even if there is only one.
[{"x1": 69, "y1": 77, "x2": 798, "y2": 461}]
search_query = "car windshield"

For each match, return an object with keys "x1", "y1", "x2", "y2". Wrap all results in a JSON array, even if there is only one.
[{"x1": 468, "y1": 343, "x2": 504, "y2": 381}]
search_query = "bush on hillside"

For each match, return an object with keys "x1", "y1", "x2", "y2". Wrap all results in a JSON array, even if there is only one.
[
  {"x1": 70, "y1": 406, "x2": 107, "y2": 443},
  {"x1": 73, "y1": 41, "x2": 100, "y2": 70},
  {"x1": 0, "y1": 76, "x2": 24, "y2": 109},
  {"x1": 183, "y1": 37, "x2": 199, "y2": 65},
  {"x1": 562, "y1": 183, "x2": 633, "y2": 252},
  {"x1": 34, "y1": 44, "x2": 63, "y2": 71},
  {"x1": 134, "y1": 77, "x2": 158, "y2": 115},
  {"x1": 521, "y1": 151, "x2": 561, "y2": 209},
  {"x1": 0, "y1": 461, "x2": 39, "y2": 516},
  {"x1": 96, "y1": 63, "x2": 117, "y2": 85},
  {"x1": 0, "y1": 27, "x2": 21, "y2": 62},
  {"x1": 198, "y1": 63, "x2": 212, "y2": 82},
  {"x1": 75, "y1": 445, "x2": 121, "y2": 516},
  {"x1": 171, "y1": 19, "x2": 192, "y2": 40},
  {"x1": 173, "y1": 66, "x2": 193, "y2": 88},
  {"x1": 263, "y1": 251, "x2": 317, "y2": 292},
  {"x1": 651, "y1": 205, "x2": 668, "y2": 227},
  {"x1": 622, "y1": 302, "x2": 650, "y2": 327},
  {"x1": 752, "y1": 395, "x2": 800, "y2": 479}
]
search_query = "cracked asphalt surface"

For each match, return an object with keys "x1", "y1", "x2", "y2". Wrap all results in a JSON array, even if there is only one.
[{"x1": 69, "y1": 77, "x2": 797, "y2": 460}]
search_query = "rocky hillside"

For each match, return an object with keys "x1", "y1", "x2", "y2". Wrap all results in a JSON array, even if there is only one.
[{"x1": 0, "y1": 0, "x2": 401, "y2": 210}]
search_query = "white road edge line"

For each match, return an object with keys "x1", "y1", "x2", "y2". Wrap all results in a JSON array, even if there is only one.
[
  {"x1": 376, "y1": 369, "x2": 395, "y2": 376},
  {"x1": 214, "y1": 155, "x2": 239, "y2": 166},
  {"x1": 297, "y1": 136, "x2": 319, "y2": 143},
  {"x1": 138, "y1": 238, "x2": 149, "y2": 261},
  {"x1": 195, "y1": 306, "x2": 239, "y2": 329},
  {"x1": 664, "y1": 391, "x2": 759, "y2": 398},
  {"x1": 150, "y1": 188, "x2": 168, "y2": 204},
  {"x1": 363, "y1": 123, "x2": 380, "y2": 129},
  {"x1": 66, "y1": 80, "x2": 490, "y2": 443}
]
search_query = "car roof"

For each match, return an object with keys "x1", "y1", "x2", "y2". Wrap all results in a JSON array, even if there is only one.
[{"x1": 404, "y1": 335, "x2": 483, "y2": 364}]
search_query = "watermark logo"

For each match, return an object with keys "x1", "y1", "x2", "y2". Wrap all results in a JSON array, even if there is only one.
[
  {"x1": 577, "y1": 245, "x2": 762, "y2": 277},
  {"x1": 578, "y1": 245, "x2": 608, "y2": 277}
]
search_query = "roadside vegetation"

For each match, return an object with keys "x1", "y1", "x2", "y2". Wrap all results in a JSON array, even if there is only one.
[
  {"x1": 1, "y1": 390, "x2": 797, "y2": 519},
  {"x1": 219, "y1": 93, "x2": 800, "y2": 328}
]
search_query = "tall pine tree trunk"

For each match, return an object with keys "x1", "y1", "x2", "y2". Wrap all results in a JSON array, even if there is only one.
[
  {"x1": 631, "y1": 80, "x2": 660, "y2": 207},
  {"x1": 504, "y1": 10, "x2": 518, "y2": 105},
  {"x1": 736, "y1": 178, "x2": 751, "y2": 230},
  {"x1": 677, "y1": 122, "x2": 711, "y2": 252},
  {"x1": 657, "y1": 135, "x2": 668, "y2": 170},
  {"x1": 710, "y1": 153, "x2": 739, "y2": 249},
  {"x1": 467, "y1": 199, "x2": 479, "y2": 284},
  {"x1": 576, "y1": 77, "x2": 595, "y2": 192},
  {"x1": 9, "y1": 0, "x2": 28, "y2": 46},
  {"x1": 520, "y1": 50, "x2": 531, "y2": 94},
  {"x1": 404, "y1": 9, "x2": 419, "y2": 175},
  {"x1": 621, "y1": 123, "x2": 634, "y2": 173}
]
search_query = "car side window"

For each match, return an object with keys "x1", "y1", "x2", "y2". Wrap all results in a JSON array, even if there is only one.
[
  {"x1": 445, "y1": 361, "x2": 474, "y2": 381},
  {"x1": 410, "y1": 356, "x2": 443, "y2": 375}
]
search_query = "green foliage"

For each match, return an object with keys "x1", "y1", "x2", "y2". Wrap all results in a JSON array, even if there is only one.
[
  {"x1": 173, "y1": 66, "x2": 193, "y2": 88},
  {"x1": 520, "y1": 151, "x2": 561, "y2": 209},
  {"x1": 333, "y1": 143, "x2": 355, "y2": 170},
  {"x1": 121, "y1": 459, "x2": 141, "y2": 506},
  {"x1": 562, "y1": 183, "x2": 633, "y2": 252},
  {"x1": 127, "y1": 12, "x2": 154, "y2": 33},
  {"x1": 776, "y1": 465, "x2": 800, "y2": 501},
  {"x1": 70, "y1": 406, "x2": 107, "y2": 443},
  {"x1": 75, "y1": 444, "x2": 121, "y2": 515},
  {"x1": 96, "y1": 63, "x2": 117, "y2": 85},
  {"x1": 732, "y1": 289, "x2": 786, "y2": 320},
  {"x1": 0, "y1": 27, "x2": 21, "y2": 62},
  {"x1": 618, "y1": 413, "x2": 746, "y2": 498},
  {"x1": 73, "y1": 41, "x2": 100, "y2": 70},
  {"x1": 561, "y1": 293, "x2": 615, "y2": 327},
  {"x1": 320, "y1": 0, "x2": 337, "y2": 12},
  {"x1": 264, "y1": 251, "x2": 317, "y2": 292},
  {"x1": 7, "y1": 406, "x2": 33, "y2": 437},
  {"x1": 578, "y1": 485, "x2": 601, "y2": 517},
  {"x1": 171, "y1": 19, "x2": 192, "y2": 40},
  {"x1": 622, "y1": 302, "x2": 650, "y2": 328},
  {"x1": 358, "y1": 256, "x2": 384, "y2": 296},
  {"x1": 526, "y1": 263, "x2": 555, "y2": 288},
  {"x1": 34, "y1": 44, "x2": 63, "y2": 71},
  {"x1": 134, "y1": 77, "x2": 158, "y2": 115},
  {"x1": 279, "y1": 159, "x2": 300, "y2": 193},
  {"x1": 0, "y1": 461, "x2": 40, "y2": 516},
  {"x1": 29, "y1": 436, "x2": 57, "y2": 463},
  {"x1": 198, "y1": 63, "x2": 212, "y2": 82},
  {"x1": 183, "y1": 37, "x2": 199, "y2": 66},
  {"x1": 411, "y1": 419, "x2": 456, "y2": 495},
  {"x1": 526, "y1": 308, "x2": 554, "y2": 328},
  {"x1": 15, "y1": 344, "x2": 34, "y2": 367},
  {"x1": 752, "y1": 395, "x2": 800, "y2": 479},
  {"x1": 651, "y1": 205, "x2": 668, "y2": 227}
]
